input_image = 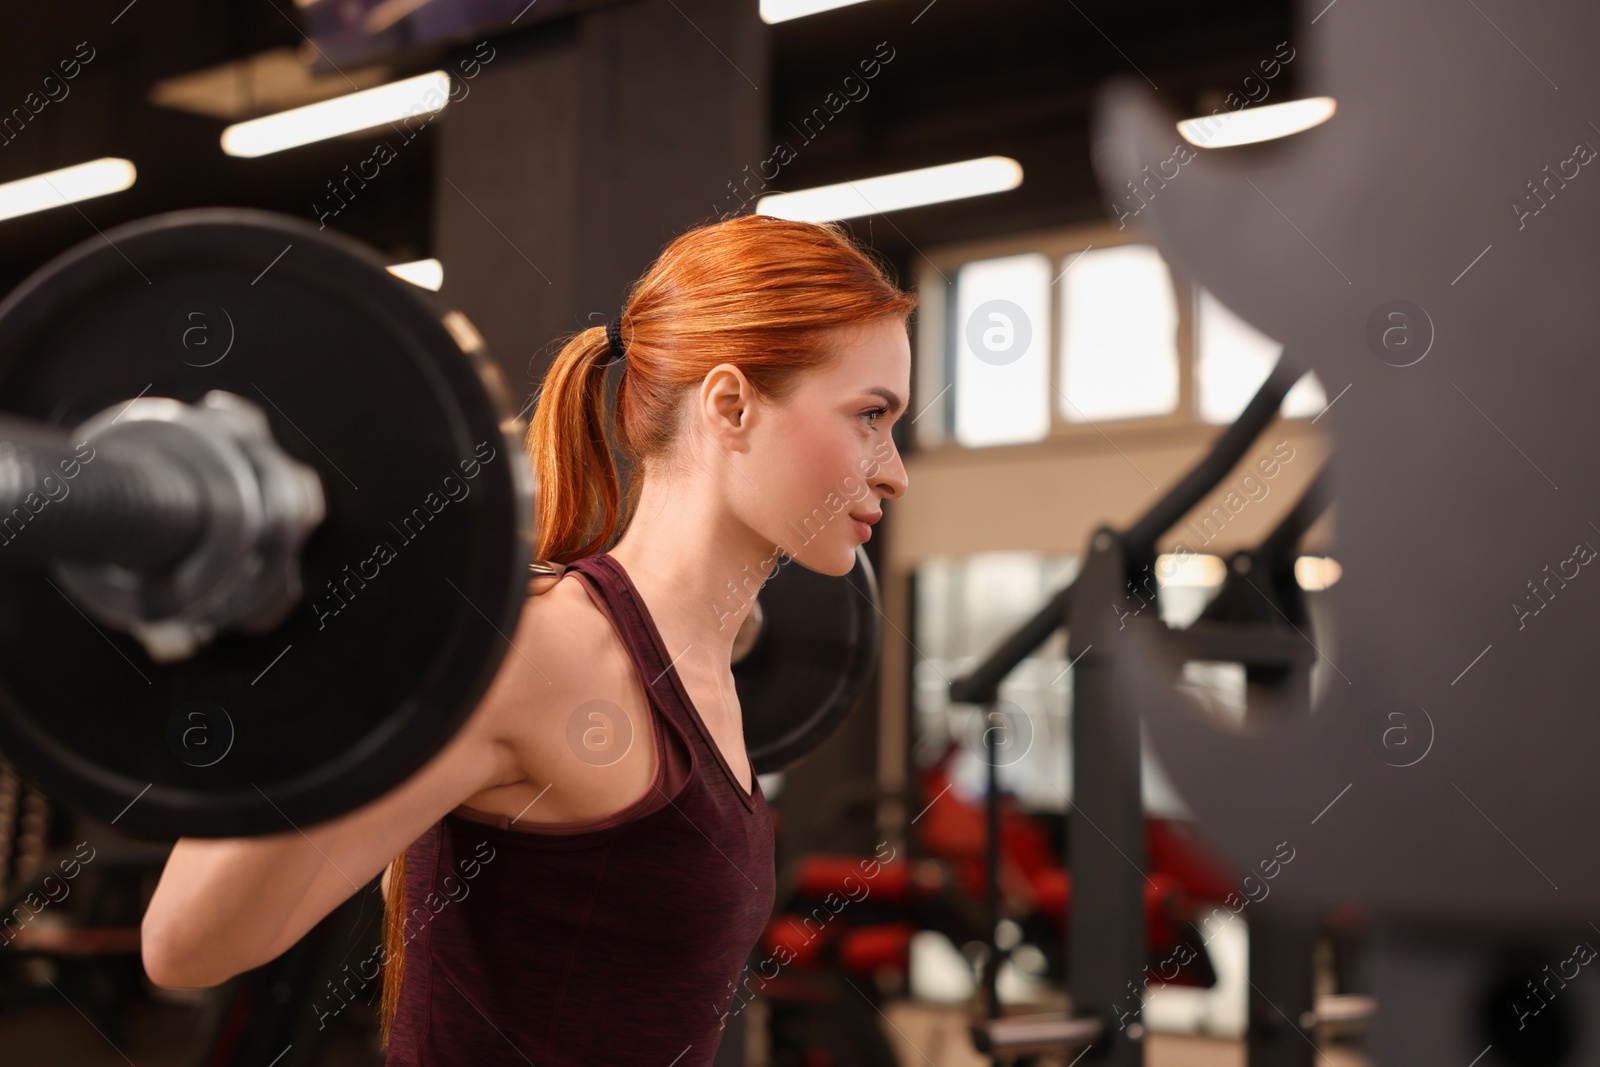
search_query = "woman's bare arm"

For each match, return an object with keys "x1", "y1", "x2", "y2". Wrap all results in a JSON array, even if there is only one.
[
  {"x1": 141, "y1": 597, "x2": 555, "y2": 989},
  {"x1": 140, "y1": 719, "x2": 511, "y2": 987}
]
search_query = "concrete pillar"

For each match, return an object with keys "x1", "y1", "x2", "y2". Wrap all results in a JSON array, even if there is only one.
[{"x1": 433, "y1": 0, "x2": 769, "y2": 399}]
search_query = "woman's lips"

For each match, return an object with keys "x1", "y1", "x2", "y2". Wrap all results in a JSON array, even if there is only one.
[{"x1": 849, "y1": 512, "x2": 880, "y2": 542}]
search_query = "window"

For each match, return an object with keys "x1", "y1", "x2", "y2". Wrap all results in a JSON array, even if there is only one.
[
  {"x1": 912, "y1": 551, "x2": 1078, "y2": 812},
  {"x1": 914, "y1": 226, "x2": 1332, "y2": 450},
  {"x1": 1058, "y1": 244, "x2": 1179, "y2": 422},
  {"x1": 911, "y1": 549, "x2": 1340, "y2": 814},
  {"x1": 952, "y1": 254, "x2": 1052, "y2": 448},
  {"x1": 911, "y1": 550, "x2": 1200, "y2": 816},
  {"x1": 1195, "y1": 287, "x2": 1326, "y2": 424}
]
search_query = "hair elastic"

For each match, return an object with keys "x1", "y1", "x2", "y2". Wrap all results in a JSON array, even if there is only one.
[{"x1": 605, "y1": 317, "x2": 626, "y2": 363}]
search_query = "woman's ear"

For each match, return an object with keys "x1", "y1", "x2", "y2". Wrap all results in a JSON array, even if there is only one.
[{"x1": 702, "y1": 363, "x2": 758, "y2": 444}]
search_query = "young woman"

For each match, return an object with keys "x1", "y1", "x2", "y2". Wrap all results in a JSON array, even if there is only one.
[{"x1": 140, "y1": 212, "x2": 914, "y2": 1065}]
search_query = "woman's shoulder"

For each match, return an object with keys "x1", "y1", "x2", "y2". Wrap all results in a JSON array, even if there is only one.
[
  {"x1": 511, "y1": 565, "x2": 624, "y2": 676},
  {"x1": 466, "y1": 564, "x2": 661, "y2": 816},
  {"x1": 481, "y1": 564, "x2": 637, "y2": 730}
]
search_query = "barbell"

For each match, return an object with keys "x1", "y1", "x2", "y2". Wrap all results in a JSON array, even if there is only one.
[{"x1": 0, "y1": 207, "x2": 880, "y2": 839}]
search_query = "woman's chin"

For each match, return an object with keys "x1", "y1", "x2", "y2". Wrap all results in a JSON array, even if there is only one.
[{"x1": 788, "y1": 543, "x2": 859, "y2": 577}]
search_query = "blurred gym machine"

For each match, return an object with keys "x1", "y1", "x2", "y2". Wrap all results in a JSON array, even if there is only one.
[{"x1": 950, "y1": 355, "x2": 1369, "y2": 1064}]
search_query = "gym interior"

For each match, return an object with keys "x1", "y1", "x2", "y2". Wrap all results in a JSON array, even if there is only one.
[{"x1": 0, "y1": 1, "x2": 1593, "y2": 1065}]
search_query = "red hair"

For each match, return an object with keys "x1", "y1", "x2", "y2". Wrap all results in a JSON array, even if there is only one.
[{"x1": 377, "y1": 213, "x2": 916, "y2": 1048}]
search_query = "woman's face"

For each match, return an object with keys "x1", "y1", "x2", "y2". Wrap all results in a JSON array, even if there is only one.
[{"x1": 735, "y1": 316, "x2": 911, "y2": 577}]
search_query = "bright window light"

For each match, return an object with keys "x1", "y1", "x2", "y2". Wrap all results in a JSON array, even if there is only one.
[
  {"x1": 387, "y1": 257, "x2": 442, "y2": 290},
  {"x1": 1058, "y1": 244, "x2": 1179, "y2": 422},
  {"x1": 756, "y1": 156, "x2": 1022, "y2": 222},
  {"x1": 1156, "y1": 552, "x2": 1226, "y2": 587},
  {"x1": 953, "y1": 253, "x2": 1051, "y2": 448},
  {"x1": 1179, "y1": 96, "x2": 1337, "y2": 149},
  {"x1": 221, "y1": 71, "x2": 451, "y2": 158},
  {"x1": 760, "y1": 0, "x2": 871, "y2": 21},
  {"x1": 0, "y1": 158, "x2": 136, "y2": 224},
  {"x1": 1195, "y1": 287, "x2": 1325, "y2": 423}
]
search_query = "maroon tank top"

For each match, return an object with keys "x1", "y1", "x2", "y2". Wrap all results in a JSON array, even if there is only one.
[{"x1": 384, "y1": 552, "x2": 776, "y2": 1066}]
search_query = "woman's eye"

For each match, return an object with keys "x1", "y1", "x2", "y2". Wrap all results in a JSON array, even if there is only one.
[{"x1": 861, "y1": 407, "x2": 888, "y2": 427}]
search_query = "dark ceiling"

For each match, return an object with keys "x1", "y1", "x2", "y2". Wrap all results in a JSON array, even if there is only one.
[{"x1": 0, "y1": 0, "x2": 1293, "y2": 298}]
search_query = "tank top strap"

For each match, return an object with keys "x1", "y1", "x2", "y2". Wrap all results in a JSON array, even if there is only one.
[
  {"x1": 564, "y1": 553, "x2": 760, "y2": 811},
  {"x1": 563, "y1": 553, "x2": 702, "y2": 741}
]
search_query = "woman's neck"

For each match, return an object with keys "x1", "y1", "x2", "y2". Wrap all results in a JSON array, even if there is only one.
[{"x1": 606, "y1": 477, "x2": 781, "y2": 673}]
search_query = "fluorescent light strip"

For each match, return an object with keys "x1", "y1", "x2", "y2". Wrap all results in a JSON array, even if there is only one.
[
  {"x1": 756, "y1": 156, "x2": 1022, "y2": 223},
  {"x1": 1179, "y1": 96, "x2": 1337, "y2": 149},
  {"x1": 222, "y1": 71, "x2": 452, "y2": 158},
  {"x1": 0, "y1": 158, "x2": 136, "y2": 224},
  {"x1": 760, "y1": 0, "x2": 873, "y2": 22},
  {"x1": 387, "y1": 257, "x2": 442, "y2": 290}
]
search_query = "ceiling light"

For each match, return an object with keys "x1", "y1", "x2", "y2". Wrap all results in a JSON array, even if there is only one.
[
  {"x1": 760, "y1": 0, "x2": 873, "y2": 22},
  {"x1": 221, "y1": 70, "x2": 451, "y2": 158},
  {"x1": 0, "y1": 158, "x2": 136, "y2": 224},
  {"x1": 756, "y1": 156, "x2": 1022, "y2": 223},
  {"x1": 1179, "y1": 96, "x2": 1337, "y2": 149}
]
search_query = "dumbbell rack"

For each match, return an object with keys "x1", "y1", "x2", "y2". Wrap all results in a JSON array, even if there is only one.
[{"x1": 948, "y1": 352, "x2": 1349, "y2": 1065}]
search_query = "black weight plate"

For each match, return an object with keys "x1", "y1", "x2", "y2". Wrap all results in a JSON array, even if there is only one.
[
  {"x1": 0, "y1": 209, "x2": 531, "y2": 838},
  {"x1": 736, "y1": 546, "x2": 880, "y2": 775}
]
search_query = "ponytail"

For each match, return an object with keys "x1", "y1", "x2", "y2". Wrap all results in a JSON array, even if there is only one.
[
  {"x1": 527, "y1": 326, "x2": 632, "y2": 563},
  {"x1": 378, "y1": 853, "x2": 405, "y2": 1049}
]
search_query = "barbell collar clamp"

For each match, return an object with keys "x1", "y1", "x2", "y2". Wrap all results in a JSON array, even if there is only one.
[{"x1": 37, "y1": 390, "x2": 325, "y2": 664}]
